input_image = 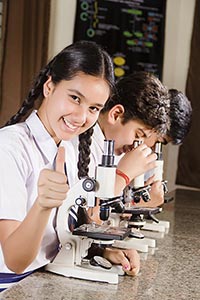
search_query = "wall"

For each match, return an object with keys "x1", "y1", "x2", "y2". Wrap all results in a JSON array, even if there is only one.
[
  {"x1": 162, "y1": 0, "x2": 195, "y2": 191},
  {"x1": 48, "y1": 0, "x2": 77, "y2": 58},
  {"x1": 48, "y1": 0, "x2": 196, "y2": 192}
]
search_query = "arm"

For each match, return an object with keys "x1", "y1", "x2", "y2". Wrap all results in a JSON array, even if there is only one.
[
  {"x1": 115, "y1": 143, "x2": 157, "y2": 195},
  {"x1": 0, "y1": 147, "x2": 68, "y2": 274}
]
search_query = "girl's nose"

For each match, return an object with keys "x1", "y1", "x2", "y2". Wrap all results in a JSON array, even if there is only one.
[{"x1": 73, "y1": 106, "x2": 87, "y2": 125}]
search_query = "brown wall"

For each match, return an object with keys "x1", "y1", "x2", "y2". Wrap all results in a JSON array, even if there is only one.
[{"x1": 0, "y1": 0, "x2": 50, "y2": 126}]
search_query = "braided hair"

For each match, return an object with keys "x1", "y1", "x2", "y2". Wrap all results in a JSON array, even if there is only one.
[
  {"x1": 5, "y1": 40, "x2": 115, "y2": 178},
  {"x1": 77, "y1": 127, "x2": 94, "y2": 179},
  {"x1": 5, "y1": 65, "x2": 50, "y2": 126}
]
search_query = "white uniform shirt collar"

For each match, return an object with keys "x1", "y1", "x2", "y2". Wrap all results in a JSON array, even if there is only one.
[
  {"x1": 25, "y1": 110, "x2": 58, "y2": 165},
  {"x1": 93, "y1": 122, "x2": 105, "y2": 152}
]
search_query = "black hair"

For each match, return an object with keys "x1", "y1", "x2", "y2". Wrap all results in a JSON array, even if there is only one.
[
  {"x1": 5, "y1": 40, "x2": 114, "y2": 178},
  {"x1": 101, "y1": 71, "x2": 170, "y2": 135},
  {"x1": 5, "y1": 40, "x2": 114, "y2": 126},
  {"x1": 168, "y1": 89, "x2": 192, "y2": 144},
  {"x1": 77, "y1": 127, "x2": 94, "y2": 179}
]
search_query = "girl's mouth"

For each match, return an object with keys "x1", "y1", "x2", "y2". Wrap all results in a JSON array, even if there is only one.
[{"x1": 62, "y1": 117, "x2": 78, "y2": 131}]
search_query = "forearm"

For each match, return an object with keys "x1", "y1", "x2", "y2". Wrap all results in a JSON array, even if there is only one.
[
  {"x1": 2, "y1": 200, "x2": 52, "y2": 274},
  {"x1": 114, "y1": 174, "x2": 127, "y2": 196}
]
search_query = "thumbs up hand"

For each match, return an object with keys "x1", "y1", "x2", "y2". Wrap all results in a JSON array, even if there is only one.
[
  {"x1": 37, "y1": 147, "x2": 69, "y2": 209},
  {"x1": 55, "y1": 146, "x2": 66, "y2": 175}
]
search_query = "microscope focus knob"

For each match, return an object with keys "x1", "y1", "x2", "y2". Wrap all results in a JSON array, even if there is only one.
[
  {"x1": 75, "y1": 196, "x2": 87, "y2": 207},
  {"x1": 141, "y1": 190, "x2": 151, "y2": 202},
  {"x1": 82, "y1": 177, "x2": 96, "y2": 192},
  {"x1": 64, "y1": 243, "x2": 72, "y2": 250}
]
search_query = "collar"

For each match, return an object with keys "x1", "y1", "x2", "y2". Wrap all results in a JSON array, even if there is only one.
[
  {"x1": 93, "y1": 122, "x2": 105, "y2": 152},
  {"x1": 25, "y1": 110, "x2": 58, "y2": 165}
]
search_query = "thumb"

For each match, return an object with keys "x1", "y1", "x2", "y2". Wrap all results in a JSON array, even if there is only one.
[{"x1": 56, "y1": 146, "x2": 66, "y2": 174}]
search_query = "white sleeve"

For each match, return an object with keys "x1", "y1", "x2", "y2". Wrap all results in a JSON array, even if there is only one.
[{"x1": 0, "y1": 146, "x2": 28, "y2": 221}]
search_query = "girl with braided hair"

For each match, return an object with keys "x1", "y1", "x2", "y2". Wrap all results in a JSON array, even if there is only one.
[{"x1": 0, "y1": 40, "x2": 123, "y2": 290}]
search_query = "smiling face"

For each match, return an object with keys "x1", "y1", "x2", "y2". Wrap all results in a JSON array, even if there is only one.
[{"x1": 37, "y1": 72, "x2": 110, "y2": 144}]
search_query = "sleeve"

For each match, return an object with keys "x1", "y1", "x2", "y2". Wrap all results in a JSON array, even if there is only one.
[{"x1": 0, "y1": 145, "x2": 28, "y2": 221}]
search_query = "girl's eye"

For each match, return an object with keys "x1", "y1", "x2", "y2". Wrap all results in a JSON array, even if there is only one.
[{"x1": 70, "y1": 95, "x2": 80, "y2": 103}]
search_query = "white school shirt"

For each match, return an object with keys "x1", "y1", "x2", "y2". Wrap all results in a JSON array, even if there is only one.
[
  {"x1": 60, "y1": 140, "x2": 78, "y2": 187},
  {"x1": 0, "y1": 111, "x2": 59, "y2": 273}
]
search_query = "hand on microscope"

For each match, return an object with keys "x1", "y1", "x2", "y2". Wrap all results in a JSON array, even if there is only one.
[
  {"x1": 103, "y1": 247, "x2": 140, "y2": 276},
  {"x1": 87, "y1": 201, "x2": 140, "y2": 276},
  {"x1": 135, "y1": 175, "x2": 165, "y2": 208},
  {"x1": 115, "y1": 143, "x2": 157, "y2": 195}
]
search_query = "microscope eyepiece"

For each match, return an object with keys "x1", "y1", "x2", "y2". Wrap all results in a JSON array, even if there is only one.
[
  {"x1": 154, "y1": 142, "x2": 163, "y2": 160},
  {"x1": 101, "y1": 140, "x2": 115, "y2": 166}
]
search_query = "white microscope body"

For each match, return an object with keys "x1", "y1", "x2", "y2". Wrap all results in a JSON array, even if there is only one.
[{"x1": 46, "y1": 140, "x2": 126, "y2": 284}]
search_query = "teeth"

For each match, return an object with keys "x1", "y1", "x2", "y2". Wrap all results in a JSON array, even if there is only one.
[{"x1": 63, "y1": 118, "x2": 77, "y2": 130}]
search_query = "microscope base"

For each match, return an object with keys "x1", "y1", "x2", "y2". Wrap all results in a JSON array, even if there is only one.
[
  {"x1": 112, "y1": 231, "x2": 159, "y2": 253},
  {"x1": 139, "y1": 237, "x2": 156, "y2": 247},
  {"x1": 142, "y1": 220, "x2": 170, "y2": 233},
  {"x1": 113, "y1": 239, "x2": 148, "y2": 253},
  {"x1": 142, "y1": 222, "x2": 165, "y2": 232},
  {"x1": 45, "y1": 262, "x2": 119, "y2": 284},
  {"x1": 141, "y1": 230, "x2": 165, "y2": 239}
]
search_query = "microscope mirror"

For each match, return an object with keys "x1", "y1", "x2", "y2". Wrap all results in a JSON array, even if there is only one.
[{"x1": 90, "y1": 256, "x2": 112, "y2": 270}]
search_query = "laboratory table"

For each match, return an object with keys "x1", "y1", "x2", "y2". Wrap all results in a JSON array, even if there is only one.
[{"x1": 1, "y1": 189, "x2": 200, "y2": 300}]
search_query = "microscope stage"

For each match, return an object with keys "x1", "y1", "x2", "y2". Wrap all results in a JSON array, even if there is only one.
[
  {"x1": 123, "y1": 206, "x2": 162, "y2": 215},
  {"x1": 72, "y1": 223, "x2": 131, "y2": 240}
]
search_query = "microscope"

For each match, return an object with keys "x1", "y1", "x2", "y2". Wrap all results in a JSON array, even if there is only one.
[
  {"x1": 128, "y1": 141, "x2": 168, "y2": 225},
  {"x1": 109, "y1": 141, "x2": 169, "y2": 253},
  {"x1": 45, "y1": 140, "x2": 131, "y2": 284}
]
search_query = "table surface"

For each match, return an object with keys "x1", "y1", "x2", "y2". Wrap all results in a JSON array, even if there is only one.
[{"x1": 1, "y1": 189, "x2": 200, "y2": 300}]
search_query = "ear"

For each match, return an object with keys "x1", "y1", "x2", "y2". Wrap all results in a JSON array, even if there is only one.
[
  {"x1": 43, "y1": 76, "x2": 54, "y2": 98},
  {"x1": 107, "y1": 104, "x2": 125, "y2": 124}
]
